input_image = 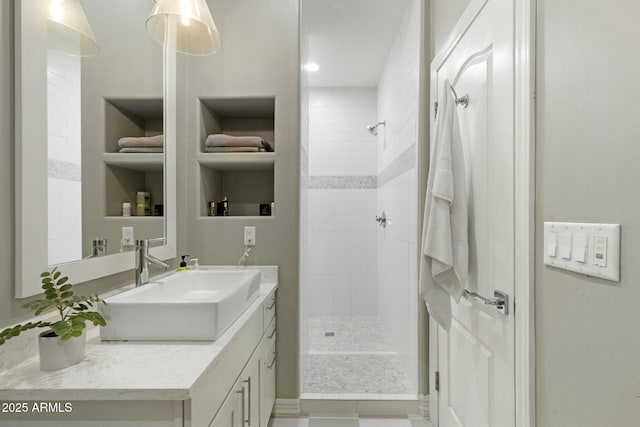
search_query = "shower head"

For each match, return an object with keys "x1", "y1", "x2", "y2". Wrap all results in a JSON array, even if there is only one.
[{"x1": 367, "y1": 121, "x2": 386, "y2": 136}]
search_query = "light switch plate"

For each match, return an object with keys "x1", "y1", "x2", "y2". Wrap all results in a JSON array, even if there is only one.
[
  {"x1": 543, "y1": 222, "x2": 620, "y2": 281},
  {"x1": 244, "y1": 226, "x2": 256, "y2": 246},
  {"x1": 122, "y1": 227, "x2": 135, "y2": 246}
]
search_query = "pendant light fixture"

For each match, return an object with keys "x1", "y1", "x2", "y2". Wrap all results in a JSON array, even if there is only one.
[
  {"x1": 47, "y1": 0, "x2": 99, "y2": 57},
  {"x1": 146, "y1": 0, "x2": 222, "y2": 56}
]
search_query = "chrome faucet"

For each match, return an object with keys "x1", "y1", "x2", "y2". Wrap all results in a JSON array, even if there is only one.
[{"x1": 135, "y1": 239, "x2": 169, "y2": 287}]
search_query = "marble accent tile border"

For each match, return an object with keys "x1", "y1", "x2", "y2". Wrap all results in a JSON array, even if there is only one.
[
  {"x1": 308, "y1": 143, "x2": 416, "y2": 190},
  {"x1": 377, "y1": 144, "x2": 416, "y2": 188},
  {"x1": 309, "y1": 176, "x2": 377, "y2": 190},
  {"x1": 48, "y1": 159, "x2": 81, "y2": 181}
]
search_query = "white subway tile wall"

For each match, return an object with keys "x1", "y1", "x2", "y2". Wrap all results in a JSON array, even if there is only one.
[
  {"x1": 47, "y1": 49, "x2": 83, "y2": 265},
  {"x1": 308, "y1": 189, "x2": 378, "y2": 318},
  {"x1": 375, "y1": 0, "x2": 420, "y2": 394},
  {"x1": 309, "y1": 88, "x2": 378, "y2": 177},
  {"x1": 307, "y1": 87, "x2": 379, "y2": 318},
  {"x1": 304, "y1": 0, "x2": 421, "y2": 395}
]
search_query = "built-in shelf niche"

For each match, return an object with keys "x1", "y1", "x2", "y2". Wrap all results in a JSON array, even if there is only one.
[
  {"x1": 199, "y1": 97, "x2": 275, "y2": 152},
  {"x1": 104, "y1": 98, "x2": 163, "y2": 153},
  {"x1": 103, "y1": 98, "x2": 164, "y2": 217},
  {"x1": 197, "y1": 96, "x2": 276, "y2": 217},
  {"x1": 199, "y1": 159, "x2": 274, "y2": 218}
]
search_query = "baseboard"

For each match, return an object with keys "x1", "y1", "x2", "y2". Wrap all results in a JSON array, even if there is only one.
[
  {"x1": 273, "y1": 399, "x2": 301, "y2": 417},
  {"x1": 418, "y1": 394, "x2": 430, "y2": 419},
  {"x1": 300, "y1": 397, "x2": 418, "y2": 417}
]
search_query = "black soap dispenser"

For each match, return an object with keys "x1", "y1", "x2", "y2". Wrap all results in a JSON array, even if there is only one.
[{"x1": 177, "y1": 255, "x2": 190, "y2": 271}]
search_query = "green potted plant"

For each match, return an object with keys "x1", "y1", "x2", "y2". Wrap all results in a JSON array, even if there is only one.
[{"x1": 0, "y1": 268, "x2": 107, "y2": 371}]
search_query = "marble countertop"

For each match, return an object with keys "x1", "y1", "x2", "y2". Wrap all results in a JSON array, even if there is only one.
[{"x1": 0, "y1": 267, "x2": 277, "y2": 401}]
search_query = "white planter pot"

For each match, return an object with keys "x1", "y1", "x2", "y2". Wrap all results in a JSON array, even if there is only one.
[{"x1": 38, "y1": 330, "x2": 86, "y2": 371}]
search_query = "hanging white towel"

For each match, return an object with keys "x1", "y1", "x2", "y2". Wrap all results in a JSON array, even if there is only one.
[{"x1": 419, "y1": 80, "x2": 468, "y2": 330}]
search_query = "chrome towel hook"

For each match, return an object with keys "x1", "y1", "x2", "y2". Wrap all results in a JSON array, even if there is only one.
[{"x1": 449, "y1": 85, "x2": 470, "y2": 108}]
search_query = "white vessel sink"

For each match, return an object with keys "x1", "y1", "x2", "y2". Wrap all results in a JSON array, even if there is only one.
[{"x1": 100, "y1": 269, "x2": 261, "y2": 341}]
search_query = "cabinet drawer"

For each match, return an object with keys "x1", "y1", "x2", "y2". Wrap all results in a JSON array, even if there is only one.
[
  {"x1": 265, "y1": 317, "x2": 276, "y2": 343},
  {"x1": 262, "y1": 292, "x2": 276, "y2": 329},
  {"x1": 261, "y1": 340, "x2": 276, "y2": 427}
]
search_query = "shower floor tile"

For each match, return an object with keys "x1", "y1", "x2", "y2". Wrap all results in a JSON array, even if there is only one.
[
  {"x1": 308, "y1": 317, "x2": 392, "y2": 353},
  {"x1": 303, "y1": 316, "x2": 414, "y2": 395},
  {"x1": 302, "y1": 353, "x2": 413, "y2": 394}
]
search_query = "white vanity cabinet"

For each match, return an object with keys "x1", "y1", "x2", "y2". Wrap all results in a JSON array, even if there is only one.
[
  {"x1": 0, "y1": 279, "x2": 278, "y2": 427},
  {"x1": 201, "y1": 289, "x2": 276, "y2": 427},
  {"x1": 261, "y1": 318, "x2": 277, "y2": 427}
]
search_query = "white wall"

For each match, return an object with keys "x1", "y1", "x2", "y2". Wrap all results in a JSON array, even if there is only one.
[
  {"x1": 184, "y1": 0, "x2": 300, "y2": 398},
  {"x1": 429, "y1": 0, "x2": 640, "y2": 423},
  {"x1": 536, "y1": 0, "x2": 640, "y2": 425},
  {"x1": 430, "y1": 0, "x2": 471, "y2": 57},
  {"x1": 375, "y1": 0, "x2": 420, "y2": 394},
  {"x1": 307, "y1": 88, "x2": 378, "y2": 318},
  {"x1": 47, "y1": 49, "x2": 82, "y2": 265}
]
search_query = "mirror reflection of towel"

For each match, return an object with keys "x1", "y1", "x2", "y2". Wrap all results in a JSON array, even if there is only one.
[
  {"x1": 419, "y1": 80, "x2": 468, "y2": 330},
  {"x1": 119, "y1": 147, "x2": 163, "y2": 153}
]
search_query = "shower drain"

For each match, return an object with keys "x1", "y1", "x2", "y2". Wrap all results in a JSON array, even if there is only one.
[{"x1": 324, "y1": 332, "x2": 335, "y2": 337}]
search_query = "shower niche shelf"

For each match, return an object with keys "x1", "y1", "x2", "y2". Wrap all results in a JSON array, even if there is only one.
[{"x1": 197, "y1": 96, "x2": 276, "y2": 218}]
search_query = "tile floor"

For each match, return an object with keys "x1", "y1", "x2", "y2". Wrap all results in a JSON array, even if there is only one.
[
  {"x1": 302, "y1": 317, "x2": 414, "y2": 395},
  {"x1": 269, "y1": 417, "x2": 434, "y2": 427}
]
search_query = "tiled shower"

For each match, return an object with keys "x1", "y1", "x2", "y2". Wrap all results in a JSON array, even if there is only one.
[{"x1": 299, "y1": 0, "x2": 420, "y2": 397}]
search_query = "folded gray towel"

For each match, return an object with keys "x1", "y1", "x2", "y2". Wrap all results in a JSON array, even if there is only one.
[
  {"x1": 118, "y1": 134, "x2": 164, "y2": 148},
  {"x1": 205, "y1": 146, "x2": 262, "y2": 153},
  {"x1": 119, "y1": 147, "x2": 164, "y2": 153},
  {"x1": 205, "y1": 134, "x2": 274, "y2": 152},
  {"x1": 205, "y1": 134, "x2": 262, "y2": 147}
]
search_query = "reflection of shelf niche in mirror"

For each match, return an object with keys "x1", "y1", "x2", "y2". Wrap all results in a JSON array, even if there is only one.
[
  {"x1": 103, "y1": 97, "x2": 164, "y2": 217},
  {"x1": 199, "y1": 96, "x2": 275, "y2": 153},
  {"x1": 104, "y1": 98, "x2": 164, "y2": 153},
  {"x1": 104, "y1": 164, "x2": 164, "y2": 217},
  {"x1": 103, "y1": 153, "x2": 163, "y2": 172}
]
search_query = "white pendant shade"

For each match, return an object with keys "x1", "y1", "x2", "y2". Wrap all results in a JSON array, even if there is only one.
[
  {"x1": 146, "y1": 0, "x2": 222, "y2": 56},
  {"x1": 47, "y1": 0, "x2": 99, "y2": 57}
]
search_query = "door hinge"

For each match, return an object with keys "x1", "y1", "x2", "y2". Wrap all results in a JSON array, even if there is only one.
[
  {"x1": 434, "y1": 102, "x2": 439, "y2": 121},
  {"x1": 435, "y1": 371, "x2": 440, "y2": 392}
]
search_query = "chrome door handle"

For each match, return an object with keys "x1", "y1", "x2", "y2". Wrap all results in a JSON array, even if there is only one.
[{"x1": 464, "y1": 290, "x2": 509, "y2": 315}]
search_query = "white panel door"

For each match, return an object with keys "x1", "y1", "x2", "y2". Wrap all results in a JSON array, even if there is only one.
[{"x1": 432, "y1": 0, "x2": 515, "y2": 426}]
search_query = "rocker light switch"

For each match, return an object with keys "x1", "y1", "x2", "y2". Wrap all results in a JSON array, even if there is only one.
[
  {"x1": 544, "y1": 222, "x2": 620, "y2": 282},
  {"x1": 547, "y1": 231, "x2": 558, "y2": 257},
  {"x1": 574, "y1": 233, "x2": 587, "y2": 263},
  {"x1": 559, "y1": 233, "x2": 572, "y2": 260}
]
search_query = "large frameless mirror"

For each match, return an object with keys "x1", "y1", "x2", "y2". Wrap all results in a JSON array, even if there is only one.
[{"x1": 15, "y1": 0, "x2": 177, "y2": 298}]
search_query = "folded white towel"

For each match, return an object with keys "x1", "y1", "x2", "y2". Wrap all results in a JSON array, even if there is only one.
[
  {"x1": 119, "y1": 147, "x2": 164, "y2": 153},
  {"x1": 419, "y1": 80, "x2": 468, "y2": 330},
  {"x1": 118, "y1": 134, "x2": 164, "y2": 148}
]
